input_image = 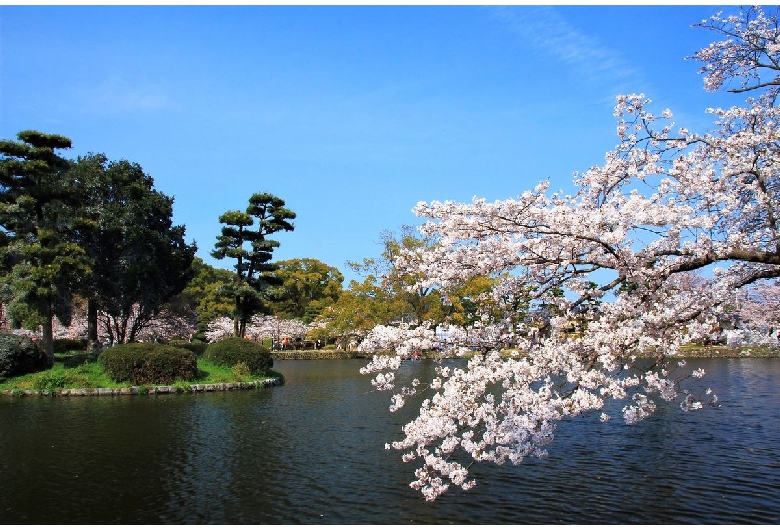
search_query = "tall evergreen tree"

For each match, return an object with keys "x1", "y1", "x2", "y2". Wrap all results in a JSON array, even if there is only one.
[
  {"x1": 0, "y1": 131, "x2": 89, "y2": 361},
  {"x1": 212, "y1": 192, "x2": 295, "y2": 337}
]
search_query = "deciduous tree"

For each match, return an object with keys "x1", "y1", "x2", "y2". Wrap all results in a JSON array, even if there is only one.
[
  {"x1": 269, "y1": 258, "x2": 343, "y2": 322},
  {"x1": 69, "y1": 153, "x2": 197, "y2": 345}
]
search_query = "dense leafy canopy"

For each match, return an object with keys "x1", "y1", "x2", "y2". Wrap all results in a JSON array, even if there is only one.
[
  {"x1": 269, "y1": 258, "x2": 344, "y2": 323},
  {"x1": 67, "y1": 153, "x2": 197, "y2": 344}
]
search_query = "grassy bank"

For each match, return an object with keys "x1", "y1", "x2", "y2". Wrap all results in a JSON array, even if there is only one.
[
  {"x1": 0, "y1": 350, "x2": 283, "y2": 394},
  {"x1": 678, "y1": 344, "x2": 780, "y2": 358}
]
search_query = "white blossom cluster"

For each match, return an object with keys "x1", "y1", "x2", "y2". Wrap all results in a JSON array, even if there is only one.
[
  {"x1": 205, "y1": 315, "x2": 311, "y2": 344},
  {"x1": 361, "y1": 7, "x2": 780, "y2": 501}
]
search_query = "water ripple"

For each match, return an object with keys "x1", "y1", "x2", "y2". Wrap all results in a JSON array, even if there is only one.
[{"x1": 1, "y1": 358, "x2": 779, "y2": 524}]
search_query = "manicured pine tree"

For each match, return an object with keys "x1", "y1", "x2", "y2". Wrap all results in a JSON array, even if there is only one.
[
  {"x1": 0, "y1": 131, "x2": 90, "y2": 362},
  {"x1": 212, "y1": 192, "x2": 295, "y2": 338}
]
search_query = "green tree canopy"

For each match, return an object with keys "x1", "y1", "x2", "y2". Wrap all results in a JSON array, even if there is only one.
[
  {"x1": 68, "y1": 153, "x2": 197, "y2": 344},
  {"x1": 269, "y1": 258, "x2": 343, "y2": 323},
  {"x1": 315, "y1": 274, "x2": 402, "y2": 342},
  {"x1": 180, "y1": 257, "x2": 235, "y2": 337},
  {"x1": 348, "y1": 226, "x2": 447, "y2": 326}
]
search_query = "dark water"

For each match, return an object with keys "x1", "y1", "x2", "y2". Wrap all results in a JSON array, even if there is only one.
[{"x1": 1, "y1": 358, "x2": 779, "y2": 524}]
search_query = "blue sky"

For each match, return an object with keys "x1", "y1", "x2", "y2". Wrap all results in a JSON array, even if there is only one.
[{"x1": 1, "y1": 5, "x2": 738, "y2": 284}]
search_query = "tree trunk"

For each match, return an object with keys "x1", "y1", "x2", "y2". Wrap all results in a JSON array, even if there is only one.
[
  {"x1": 86, "y1": 299, "x2": 100, "y2": 352},
  {"x1": 41, "y1": 315, "x2": 54, "y2": 364}
]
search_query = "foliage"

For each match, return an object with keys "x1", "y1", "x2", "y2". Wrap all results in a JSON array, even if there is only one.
[
  {"x1": 0, "y1": 354, "x2": 277, "y2": 392},
  {"x1": 231, "y1": 361, "x2": 251, "y2": 381},
  {"x1": 180, "y1": 257, "x2": 235, "y2": 336},
  {"x1": 98, "y1": 343, "x2": 198, "y2": 385},
  {"x1": 0, "y1": 332, "x2": 51, "y2": 379},
  {"x1": 212, "y1": 192, "x2": 296, "y2": 337},
  {"x1": 314, "y1": 276, "x2": 403, "y2": 343},
  {"x1": 30, "y1": 364, "x2": 96, "y2": 391},
  {"x1": 168, "y1": 340, "x2": 209, "y2": 357},
  {"x1": 68, "y1": 153, "x2": 197, "y2": 344},
  {"x1": 348, "y1": 227, "x2": 447, "y2": 325},
  {"x1": 53, "y1": 338, "x2": 88, "y2": 353},
  {"x1": 0, "y1": 131, "x2": 90, "y2": 361},
  {"x1": 202, "y1": 337, "x2": 273, "y2": 375},
  {"x1": 360, "y1": 6, "x2": 780, "y2": 501},
  {"x1": 268, "y1": 258, "x2": 344, "y2": 322}
]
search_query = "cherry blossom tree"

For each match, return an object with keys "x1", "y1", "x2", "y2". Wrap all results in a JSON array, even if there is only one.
[
  {"x1": 205, "y1": 316, "x2": 235, "y2": 343},
  {"x1": 725, "y1": 280, "x2": 780, "y2": 346},
  {"x1": 244, "y1": 314, "x2": 309, "y2": 347},
  {"x1": 360, "y1": 6, "x2": 780, "y2": 501},
  {"x1": 50, "y1": 299, "x2": 198, "y2": 345},
  {"x1": 205, "y1": 314, "x2": 309, "y2": 347}
]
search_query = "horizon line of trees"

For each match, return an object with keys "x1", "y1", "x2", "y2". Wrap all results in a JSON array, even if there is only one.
[{"x1": 7, "y1": 214, "x2": 775, "y2": 355}]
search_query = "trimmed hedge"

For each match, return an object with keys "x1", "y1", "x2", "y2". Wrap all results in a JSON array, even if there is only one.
[
  {"x1": 203, "y1": 338, "x2": 273, "y2": 375},
  {"x1": 0, "y1": 333, "x2": 52, "y2": 380},
  {"x1": 98, "y1": 343, "x2": 199, "y2": 385},
  {"x1": 167, "y1": 340, "x2": 208, "y2": 357},
  {"x1": 53, "y1": 338, "x2": 88, "y2": 353}
]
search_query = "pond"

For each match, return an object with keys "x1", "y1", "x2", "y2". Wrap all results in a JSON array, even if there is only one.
[{"x1": 1, "y1": 358, "x2": 779, "y2": 524}]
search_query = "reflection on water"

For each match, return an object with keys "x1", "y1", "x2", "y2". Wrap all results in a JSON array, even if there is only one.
[{"x1": 1, "y1": 358, "x2": 779, "y2": 524}]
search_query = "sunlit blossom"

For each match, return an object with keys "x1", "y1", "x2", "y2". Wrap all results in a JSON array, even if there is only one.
[{"x1": 360, "y1": 6, "x2": 780, "y2": 501}]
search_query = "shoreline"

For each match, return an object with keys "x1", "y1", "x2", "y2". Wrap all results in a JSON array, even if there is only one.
[
  {"x1": 1, "y1": 377, "x2": 283, "y2": 397},
  {"x1": 3, "y1": 346, "x2": 777, "y2": 397}
]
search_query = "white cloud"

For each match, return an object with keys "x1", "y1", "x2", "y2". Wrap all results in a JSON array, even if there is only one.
[{"x1": 489, "y1": 6, "x2": 643, "y2": 95}]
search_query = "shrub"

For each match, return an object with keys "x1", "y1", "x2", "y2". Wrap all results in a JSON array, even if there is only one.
[
  {"x1": 53, "y1": 338, "x2": 88, "y2": 353},
  {"x1": 203, "y1": 338, "x2": 273, "y2": 375},
  {"x1": 232, "y1": 361, "x2": 251, "y2": 380},
  {"x1": 168, "y1": 341, "x2": 208, "y2": 357},
  {"x1": 98, "y1": 343, "x2": 199, "y2": 385},
  {"x1": 0, "y1": 333, "x2": 52, "y2": 379},
  {"x1": 31, "y1": 366, "x2": 94, "y2": 391}
]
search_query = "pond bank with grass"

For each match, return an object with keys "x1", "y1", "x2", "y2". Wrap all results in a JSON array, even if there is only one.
[
  {"x1": 1, "y1": 376, "x2": 282, "y2": 397},
  {"x1": 0, "y1": 345, "x2": 284, "y2": 397},
  {"x1": 271, "y1": 349, "x2": 365, "y2": 360}
]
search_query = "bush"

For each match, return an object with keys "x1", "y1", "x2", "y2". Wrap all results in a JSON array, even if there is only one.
[
  {"x1": 0, "y1": 333, "x2": 52, "y2": 380},
  {"x1": 203, "y1": 338, "x2": 273, "y2": 375},
  {"x1": 53, "y1": 338, "x2": 88, "y2": 353},
  {"x1": 98, "y1": 343, "x2": 199, "y2": 385},
  {"x1": 168, "y1": 341, "x2": 208, "y2": 357}
]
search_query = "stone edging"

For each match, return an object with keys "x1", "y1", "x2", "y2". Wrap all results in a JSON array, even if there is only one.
[{"x1": 1, "y1": 377, "x2": 282, "y2": 397}]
